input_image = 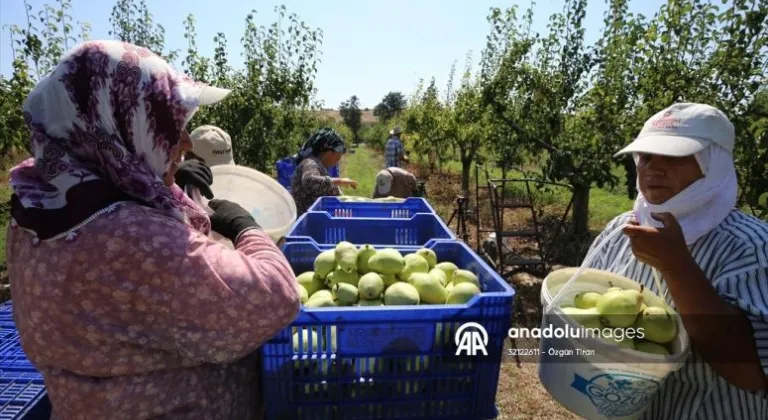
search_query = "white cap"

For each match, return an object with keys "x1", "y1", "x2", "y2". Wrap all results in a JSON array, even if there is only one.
[
  {"x1": 389, "y1": 126, "x2": 402, "y2": 136},
  {"x1": 614, "y1": 103, "x2": 735, "y2": 158},
  {"x1": 198, "y1": 85, "x2": 231, "y2": 106},
  {"x1": 189, "y1": 125, "x2": 235, "y2": 166},
  {"x1": 376, "y1": 169, "x2": 393, "y2": 195}
]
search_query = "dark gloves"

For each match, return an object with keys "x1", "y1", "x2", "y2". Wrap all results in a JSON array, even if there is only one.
[
  {"x1": 208, "y1": 199, "x2": 261, "y2": 243},
  {"x1": 175, "y1": 159, "x2": 213, "y2": 199}
]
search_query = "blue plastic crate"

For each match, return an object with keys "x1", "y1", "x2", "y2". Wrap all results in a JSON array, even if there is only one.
[
  {"x1": 284, "y1": 212, "x2": 456, "y2": 248},
  {"x1": 306, "y1": 197, "x2": 436, "y2": 219},
  {"x1": 0, "y1": 301, "x2": 51, "y2": 420},
  {"x1": 0, "y1": 375, "x2": 50, "y2": 420},
  {"x1": 261, "y1": 241, "x2": 515, "y2": 420}
]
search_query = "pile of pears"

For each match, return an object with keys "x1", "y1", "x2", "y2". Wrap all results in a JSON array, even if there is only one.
[
  {"x1": 296, "y1": 241, "x2": 483, "y2": 307},
  {"x1": 560, "y1": 284, "x2": 679, "y2": 356},
  {"x1": 336, "y1": 195, "x2": 406, "y2": 203}
]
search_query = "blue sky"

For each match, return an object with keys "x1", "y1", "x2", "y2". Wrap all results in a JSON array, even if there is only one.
[{"x1": 0, "y1": 0, "x2": 667, "y2": 109}]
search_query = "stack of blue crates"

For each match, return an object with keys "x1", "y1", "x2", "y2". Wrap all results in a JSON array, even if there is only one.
[
  {"x1": 262, "y1": 195, "x2": 516, "y2": 420},
  {"x1": 0, "y1": 302, "x2": 51, "y2": 420}
]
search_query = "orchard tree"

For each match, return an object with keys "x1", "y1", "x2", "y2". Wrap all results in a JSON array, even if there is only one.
[
  {"x1": 373, "y1": 91, "x2": 407, "y2": 122},
  {"x1": 405, "y1": 78, "x2": 447, "y2": 172},
  {"x1": 0, "y1": 0, "x2": 91, "y2": 156},
  {"x1": 108, "y1": 0, "x2": 178, "y2": 61},
  {"x1": 339, "y1": 95, "x2": 362, "y2": 144},
  {"x1": 483, "y1": 0, "x2": 597, "y2": 235}
]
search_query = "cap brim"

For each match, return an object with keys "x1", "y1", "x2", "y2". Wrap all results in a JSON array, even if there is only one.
[
  {"x1": 613, "y1": 135, "x2": 710, "y2": 158},
  {"x1": 199, "y1": 85, "x2": 232, "y2": 106}
]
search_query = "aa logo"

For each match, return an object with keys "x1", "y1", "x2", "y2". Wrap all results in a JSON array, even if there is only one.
[{"x1": 454, "y1": 322, "x2": 489, "y2": 356}]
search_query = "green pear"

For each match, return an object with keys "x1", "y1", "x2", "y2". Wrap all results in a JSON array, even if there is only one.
[
  {"x1": 384, "y1": 282, "x2": 420, "y2": 305},
  {"x1": 410, "y1": 272, "x2": 448, "y2": 304},
  {"x1": 415, "y1": 248, "x2": 438, "y2": 269},
  {"x1": 332, "y1": 282, "x2": 359, "y2": 306},
  {"x1": 602, "y1": 335, "x2": 635, "y2": 350},
  {"x1": 314, "y1": 250, "x2": 337, "y2": 280},
  {"x1": 398, "y1": 254, "x2": 430, "y2": 282},
  {"x1": 293, "y1": 330, "x2": 320, "y2": 353},
  {"x1": 358, "y1": 298, "x2": 384, "y2": 307},
  {"x1": 444, "y1": 282, "x2": 454, "y2": 296},
  {"x1": 561, "y1": 306, "x2": 602, "y2": 329},
  {"x1": 635, "y1": 341, "x2": 671, "y2": 355},
  {"x1": 446, "y1": 282, "x2": 481, "y2": 304},
  {"x1": 335, "y1": 241, "x2": 359, "y2": 273},
  {"x1": 435, "y1": 262, "x2": 459, "y2": 284},
  {"x1": 308, "y1": 289, "x2": 332, "y2": 302},
  {"x1": 635, "y1": 306, "x2": 677, "y2": 344},
  {"x1": 596, "y1": 288, "x2": 644, "y2": 328},
  {"x1": 304, "y1": 294, "x2": 337, "y2": 308},
  {"x1": 298, "y1": 284, "x2": 309, "y2": 304},
  {"x1": 357, "y1": 245, "x2": 377, "y2": 274},
  {"x1": 381, "y1": 273, "x2": 399, "y2": 288},
  {"x1": 429, "y1": 268, "x2": 448, "y2": 287},
  {"x1": 574, "y1": 291, "x2": 602, "y2": 309},
  {"x1": 368, "y1": 248, "x2": 405, "y2": 274},
  {"x1": 358, "y1": 272, "x2": 385, "y2": 300},
  {"x1": 452, "y1": 269, "x2": 481, "y2": 288},
  {"x1": 296, "y1": 271, "x2": 324, "y2": 297},
  {"x1": 328, "y1": 267, "x2": 359, "y2": 288}
]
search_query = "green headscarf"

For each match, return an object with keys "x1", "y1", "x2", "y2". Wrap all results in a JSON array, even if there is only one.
[{"x1": 295, "y1": 127, "x2": 346, "y2": 164}]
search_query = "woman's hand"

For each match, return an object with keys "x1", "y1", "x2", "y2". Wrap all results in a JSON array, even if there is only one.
[
  {"x1": 209, "y1": 199, "x2": 261, "y2": 243},
  {"x1": 175, "y1": 159, "x2": 213, "y2": 199},
  {"x1": 334, "y1": 178, "x2": 358, "y2": 189},
  {"x1": 622, "y1": 212, "x2": 691, "y2": 274}
]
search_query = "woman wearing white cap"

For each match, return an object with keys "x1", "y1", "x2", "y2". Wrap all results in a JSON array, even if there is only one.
[
  {"x1": 5, "y1": 40, "x2": 300, "y2": 419},
  {"x1": 582, "y1": 103, "x2": 768, "y2": 419}
]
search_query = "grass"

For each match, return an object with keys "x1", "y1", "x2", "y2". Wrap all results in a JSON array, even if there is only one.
[{"x1": 338, "y1": 144, "x2": 382, "y2": 198}]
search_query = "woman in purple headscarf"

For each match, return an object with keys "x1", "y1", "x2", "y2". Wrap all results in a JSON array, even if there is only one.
[{"x1": 5, "y1": 40, "x2": 300, "y2": 419}]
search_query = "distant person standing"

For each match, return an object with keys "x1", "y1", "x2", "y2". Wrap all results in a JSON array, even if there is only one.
[{"x1": 385, "y1": 126, "x2": 408, "y2": 168}]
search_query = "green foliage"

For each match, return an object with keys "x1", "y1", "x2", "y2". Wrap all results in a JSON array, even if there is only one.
[
  {"x1": 477, "y1": 0, "x2": 768, "y2": 233},
  {"x1": 108, "y1": 0, "x2": 178, "y2": 61},
  {"x1": 2, "y1": 0, "x2": 768, "y2": 235},
  {"x1": 1, "y1": 0, "x2": 90, "y2": 156},
  {"x1": 373, "y1": 91, "x2": 407, "y2": 122},
  {"x1": 360, "y1": 120, "x2": 399, "y2": 150},
  {"x1": 0, "y1": 1, "x2": 323, "y2": 175},
  {"x1": 339, "y1": 95, "x2": 362, "y2": 144}
]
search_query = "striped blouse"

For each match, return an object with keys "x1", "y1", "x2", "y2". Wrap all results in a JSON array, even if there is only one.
[{"x1": 586, "y1": 209, "x2": 768, "y2": 419}]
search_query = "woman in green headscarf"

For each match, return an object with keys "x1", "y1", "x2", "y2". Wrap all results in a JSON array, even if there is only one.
[{"x1": 291, "y1": 127, "x2": 358, "y2": 215}]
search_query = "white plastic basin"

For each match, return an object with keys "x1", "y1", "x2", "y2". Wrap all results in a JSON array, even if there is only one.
[{"x1": 202, "y1": 164, "x2": 297, "y2": 244}]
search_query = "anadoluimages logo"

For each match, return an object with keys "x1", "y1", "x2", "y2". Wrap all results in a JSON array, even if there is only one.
[{"x1": 454, "y1": 322, "x2": 489, "y2": 356}]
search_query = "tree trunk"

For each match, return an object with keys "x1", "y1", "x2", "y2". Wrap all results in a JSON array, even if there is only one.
[
  {"x1": 428, "y1": 150, "x2": 437, "y2": 174},
  {"x1": 571, "y1": 184, "x2": 590, "y2": 236},
  {"x1": 461, "y1": 157, "x2": 472, "y2": 198},
  {"x1": 622, "y1": 157, "x2": 638, "y2": 199}
]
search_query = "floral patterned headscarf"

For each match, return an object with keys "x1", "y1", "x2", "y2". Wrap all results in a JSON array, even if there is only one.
[
  {"x1": 294, "y1": 127, "x2": 346, "y2": 165},
  {"x1": 9, "y1": 40, "x2": 230, "y2": 238}
]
